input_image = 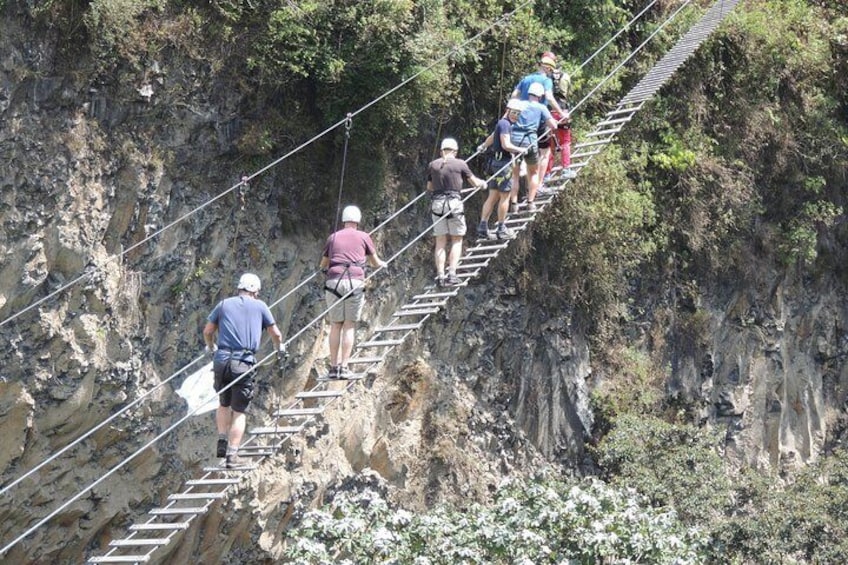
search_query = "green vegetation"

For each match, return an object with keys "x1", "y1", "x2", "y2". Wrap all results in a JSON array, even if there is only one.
[
  {"x1": 14, "y1": 0, "x2": 848, "y2": 560},
  {"x1": 284, "y1": 477, "x2": 707, "y2": 564}
]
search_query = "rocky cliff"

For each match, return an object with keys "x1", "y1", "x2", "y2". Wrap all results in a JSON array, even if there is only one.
[{"x1": 1, "y1": 1, "x2": 847, "y2": 563}]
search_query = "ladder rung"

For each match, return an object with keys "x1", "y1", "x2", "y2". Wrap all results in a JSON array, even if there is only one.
[
  {"x1": 597, "y1": 116, "x2": 632, "y2": 126},
  {"x1": 374, "y1": 323, "x2": 423, "y2": 332},
  {"x1": 186, "y1": 478, "x2": 241, "y2": 486},
  {"x1": 569, "y1": 162, "x2": 590, "y2": 168},
  {"x1": 149, "y1": 507, "x2": 208, "y2": 516},
  {"x1": 358, "y1": 338, "x2": 405, "y2": 347},
  {"x1": 586, "y1": 127, "x2": 622, "y2": 137},
  {"x1": 237, "y1": 448, "x2": 276, "y2": 456},
  {"x1": 607, "y1": 104, "x2": 643, "y2": 115},
  {"x1": 249, "y1": 426, "x2": 302, "y2": 434},
  {"x1": 393, "y1": 308, "x2": 439, "y2": 316},
  {"x1": 411, "y1": 291, "x2": 456, "y2": 300},
  {"x1": 457, "y1": 262, "x2": 489, "y2": 270},
  {"x1": 274, "y1": 407, "x2": 325, "y2": 417},
  {"x1": 201, "y1": 464, "x2": 257, "y2": 472},
  {"x1": 456, "y1": 270, "x2": 479, "y2": 278},
  {"x1": 130, "y1": 522, "x2": 191, "y2": 531},
  {"x1": 296, "y1": 390, "x2": 345, "y2": 399},
  {"x1": 571, "y1": 150, "x2": 601, "y2": 159},
  {"x1": 348, "y1": 356, "x2": 384, "y2": 364},
  {"x1": 573, "y1": 139, "x2": 612, "y2": 149},
  {"x1": 466, "y1": 252, "x2": 498, "y2": 259},
  {"x1": 168, "y1": 492, "x2": 226, "y2": 501},
  {"x1": 401, "y1": 301, "x2": 446, "y2": 309},
  {"x1": 110, "y1": 538, "x2": 170, "y2": 547},
  {"x1": 89, "y1": 556, "x2": 151, "y2": 563},
  {"x1": 470, "y1": 243, "x2": 510, "y2": 251}
]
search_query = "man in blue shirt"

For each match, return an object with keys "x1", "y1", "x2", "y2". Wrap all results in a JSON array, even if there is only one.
[
  {"x1": 511, "y1": 52, "x2": 567, "y2": 193},
  {"x1": 203, "y1": 273, "x2": 283, "y2": 469},
  {"x1": 508, "y1": 83, "x2": 559, "y2": 212}
]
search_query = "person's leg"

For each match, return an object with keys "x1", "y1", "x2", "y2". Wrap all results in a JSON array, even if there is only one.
[
  {"x1": 339, "y1": 320, "x2": 356, "y2": 367},
  {"x1": 228, "y1": 410, "x2": 246, "y2": 448},
  {"x1": 480, "y1": 190, "x2": 498, "y2": 226},
  {"x1": 510, "y1": 165, "x2": 521, "y2": 209},
  {"x1": 496, "y1": 190, "x2": 511, "y2": 223},
  {"x1": 434, "y1": 234, "x2": 447, "y2": 278},
  {"x1": 448, "y1": 235, "x2": 463, "y2": 276},
  {"x1": 527, "y1": 163, "x2": 540, "y2": 203},
  {"x1": 562, "y1": 128, "x2": 572, "y2": 168},
  {"x1": 328, "y1": 321, "x2": 342, "y2": 367},
  {"x1": 538, "y1": 146, "x2": 551, "y2": 182},
  {"x1": 216, "y1": 405, "x2": 231, "y2": 436}
]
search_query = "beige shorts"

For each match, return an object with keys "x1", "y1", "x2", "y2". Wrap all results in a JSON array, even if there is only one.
[
  {"x1": 431, "y1": 196, "x2": 466, "y2": 237},
  {"x1": 324, "y1": 278, "x2": 365, "y2": 322}
]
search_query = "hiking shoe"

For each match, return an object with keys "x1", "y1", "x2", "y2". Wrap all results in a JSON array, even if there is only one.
[
  {"x1": 508, "y1": 202, "x2": 519, "y2": 214},
  {"x1": 526, "y1": 201, "x2": 537, "y2": 212},
  {"x1": 435, "y1": 275, "x2": 446, "y2": 288},
  {"x1": 444, "y1": 274, "x2": 461, "y2": 286},
  {"x1": 562, "y1": 168, "x2": 577, "y2": 179},
  {"x1": 496, "y1": 225, "x2": 515, "y2": 240},
  {"x1": 337, "y1": 366, "x2": 355, "y2": 380},
  {"x1": 216, "y1": 438, "x2": 228, "y2": 458},
  {"x1": 476, "y1": 223, "x2": 491, "y2": 239},
  {"x1": 325, "y1": 366, "x2": 339, "y2": 379},
  {"x1": 225, "y1": 454, "x2": 251, "y2": 469}
]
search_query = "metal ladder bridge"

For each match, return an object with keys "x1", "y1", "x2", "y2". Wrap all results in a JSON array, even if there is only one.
[{"x1": 88, "y1": 1, "x2": 740, "y2": 561}]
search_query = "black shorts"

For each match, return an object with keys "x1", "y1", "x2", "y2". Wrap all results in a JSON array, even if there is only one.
[
  {"x1": 537, "y1": 126, "x2": 552, "y2": 149},
  {"x1": 213, "y1": 359, "x2": 255, "y2": 413}
]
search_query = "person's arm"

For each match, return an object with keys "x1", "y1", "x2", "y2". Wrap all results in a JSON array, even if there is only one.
[
  {"x1": 266, "y1": 324, "x2": 283, "y2": 349},
  {"x1": 203, "y1": 322, "x2": 217, "y2": 350},
  {"x1": 468, "y1": 174, "x2": 487, "y2": 189},
  {"x1": 426, "y1": 180, "x2": 433, "y2": 192},
  {"x1": 319, "y1": 256, "x2": 330, "y2": 270},
  {"x1": 367, "y1": 253, "x2": 388, "y2": 269},
  {"x1": 500, "y1": 132, "x2": 521, "y2": 154},
  {"x1": 545, "y1": 90, "x2": 564, "y2": 115},
  {"x1": 546, "y1": 116, "x2": 559, "y2": 133},
  {"x1": 477, "y1": 132, "x2": 494, "y2": 153}
]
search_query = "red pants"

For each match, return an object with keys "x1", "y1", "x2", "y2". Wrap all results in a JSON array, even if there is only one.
[{"x1": 547, "y1": 126, "x2": 571, "y2": 175}]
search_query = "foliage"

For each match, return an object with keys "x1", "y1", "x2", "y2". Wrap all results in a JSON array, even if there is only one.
[
  {"x1": 284, "y1": 476, "x2": 708, "y2": 564},
  {"x1": 593, "y1": 414, "x2": 732, "y2": 524},
  {"x1": 590, "y1": 347, "x2": 668, "y2": 436},
  {"x1": 534, "y1": 144, "x2": 658, "y2": 340}
]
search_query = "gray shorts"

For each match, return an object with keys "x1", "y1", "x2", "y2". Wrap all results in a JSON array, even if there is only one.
[
  {"x1": 324, "y1": 278, "x2": 365, "y2": 322},
  {"x1": 431, "y1": 196, "x2": 466, "y2": 237}
]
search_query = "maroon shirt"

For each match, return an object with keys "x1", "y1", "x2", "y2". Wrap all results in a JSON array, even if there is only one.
[{"x1": 323, "y1": 227, "x2": 376, "y2": 279}]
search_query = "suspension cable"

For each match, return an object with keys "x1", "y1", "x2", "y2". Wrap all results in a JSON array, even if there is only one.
[
  {"x1": 1, "y1": 1, "x2": 689, "y2": 553},
  {"x1": 0, "y1": 0, "x2": 535, "y2": 331}
]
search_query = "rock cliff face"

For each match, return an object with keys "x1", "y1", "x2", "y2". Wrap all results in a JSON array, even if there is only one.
[{"x1": 1, "y1": 5, "x2": 847, "y2": 564}]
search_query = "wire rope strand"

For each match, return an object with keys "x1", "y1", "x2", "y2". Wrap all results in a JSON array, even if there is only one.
[
  {"x1": 0, "y1": 0, "x2": 535, "y2": 331},
  {"x1": 3, "y1": 1, "x2": 699, "y2": 553}
]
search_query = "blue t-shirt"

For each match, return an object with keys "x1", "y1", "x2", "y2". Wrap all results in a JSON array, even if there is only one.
[
  {"x1": 492, "y1": 118, "x2": 512, "y2": 155},
  {"x1": 514, "y1": 73, "x2": 553, "y2": 102},
  {"x1": 510, "y1": 101, "x2": 552, "y2": 146},
  {"x1": 208, "y1": 295, "x2": 276, "y2": 361}
]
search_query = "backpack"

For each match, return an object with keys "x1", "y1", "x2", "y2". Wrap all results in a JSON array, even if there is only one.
[{"x1": 552, "y1": 69, "x2": 571, "y2": 100}]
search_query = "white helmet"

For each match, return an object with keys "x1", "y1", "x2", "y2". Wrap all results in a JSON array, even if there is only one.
[
  {"x1": 342, "y1": 205, "x2": 362, "y2": 223},
  {"x1": 528, "y1": 82, "x2": 545, "y2": 98},
  {"x1": 237, "y1": 272, "x2": 261, "y2": 293},
  {"x1": 506, "y1": 98, "x2": 526, "y2": 112},
  {"x1": 440, "y1": 137, "x2": 459, "y2": 151}
]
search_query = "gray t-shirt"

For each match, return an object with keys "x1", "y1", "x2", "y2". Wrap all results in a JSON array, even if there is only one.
[
  {"x1": 207, "y1": 295, "x2": 275, "y2": 361},
  {"x1": 427, "y1": 157, "x2": 475, "y2": 196}
]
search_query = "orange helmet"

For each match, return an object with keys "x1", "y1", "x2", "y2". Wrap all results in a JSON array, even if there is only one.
[{"x1": 541, "y1": 51, "x2": 557, "y2": 68}]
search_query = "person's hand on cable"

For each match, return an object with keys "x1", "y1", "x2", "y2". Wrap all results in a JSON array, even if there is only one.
[{"x1": 205, "y1": 343, "x2": 217, "y2": 360}]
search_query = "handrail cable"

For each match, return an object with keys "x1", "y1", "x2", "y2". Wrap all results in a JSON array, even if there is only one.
[
  {"x1": 1, "y1": 0, "x2": 685, "y2": 553},
  {"x1": 0, "y1": 0, "x2": 534, "y2": 331},
  {"x1": 0, "y1": 0, "x2": 661, "y2": 505}
]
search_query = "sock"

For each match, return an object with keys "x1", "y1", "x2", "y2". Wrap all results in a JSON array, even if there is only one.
[
  {"x1": 218, "y1": 433, "x2": 227, "y2": 441},
  {"x1": 226, "y1": 447, "x2": 238, "y2": 456}
]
